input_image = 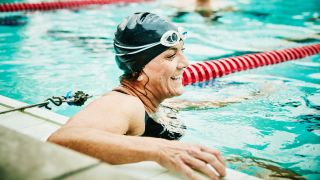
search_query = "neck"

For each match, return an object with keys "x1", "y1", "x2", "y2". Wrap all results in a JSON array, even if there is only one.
[{"x1": 114, "y1": 80, "x2": 164, "y2": 114}]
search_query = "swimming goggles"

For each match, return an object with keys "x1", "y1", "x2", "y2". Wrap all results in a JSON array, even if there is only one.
[{"x1": 115, "y1": 27, "x2": 187, "y2": 56}]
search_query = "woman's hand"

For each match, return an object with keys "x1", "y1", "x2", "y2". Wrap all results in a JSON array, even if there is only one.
[{"x1": 154, "y1": 140, "x2": 226, "y2": 180}]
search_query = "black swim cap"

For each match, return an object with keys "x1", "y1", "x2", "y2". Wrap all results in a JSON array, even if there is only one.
[{"x1": 114, "y1": 12, "x2": 178, "y2": 75}]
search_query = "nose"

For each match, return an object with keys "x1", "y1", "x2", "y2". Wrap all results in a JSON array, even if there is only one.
[{"x1": 177, "y1": 53, "x2": 190, "y2": 70}]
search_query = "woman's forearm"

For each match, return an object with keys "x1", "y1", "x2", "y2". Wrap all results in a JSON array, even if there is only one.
[
  {"x1": 47, "y1": 127, "x2": 163, "y2": 164},
  {"x1": 48, "y1": 126, "x2": 227, "y2": 179}
]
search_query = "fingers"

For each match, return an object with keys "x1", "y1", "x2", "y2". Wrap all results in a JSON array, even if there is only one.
[
  {"x1": 175, "y1": 158, "x2": 198, "y2": 180},
  {"x1": 181, "y1": 154, "x2": 219, "y2": 180},
  {"x1": 188, "y1": 147, "x2": 226, "y2": 177},
  {"x1": 156, "y1": 141, "x2": 226, "y2": 180},
  {"x1": 198, "y1": 145, "x2": 226, "y2": 166}
]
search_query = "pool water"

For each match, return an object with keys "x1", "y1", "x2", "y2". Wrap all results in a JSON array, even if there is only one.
[{"x1": 0, "y1": 0, "x2": 319, "y2": 179}]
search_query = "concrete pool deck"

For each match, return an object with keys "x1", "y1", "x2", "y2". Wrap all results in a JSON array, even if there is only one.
[{"x1": 0, "y1": 95, "x2": 260, "y2": 180}]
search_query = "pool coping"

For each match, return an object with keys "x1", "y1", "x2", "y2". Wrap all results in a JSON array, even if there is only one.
[{"x1": 0, "y1": 94, "x2": 261, "y2": 179}]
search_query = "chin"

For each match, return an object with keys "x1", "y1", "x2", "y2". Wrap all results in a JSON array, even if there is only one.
[
  {"x1": 166, "y1": 81, "x2": 185, "y2": 97},
  {"x1": 171, "y1": 87, "x2": 184, "y2": 97}
]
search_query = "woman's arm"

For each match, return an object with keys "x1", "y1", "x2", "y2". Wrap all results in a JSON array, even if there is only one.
[
  {"x1": 47, "y1": 92, "x2": 226, "y2": 179},
  {"x1": 48, "y1": 127, "x2": 159, "y2": 164},
  {"x1": 49, "y1": 127, "x2": 226, "y2": 179}
]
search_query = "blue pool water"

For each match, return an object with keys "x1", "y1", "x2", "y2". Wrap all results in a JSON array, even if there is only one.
[{"x1": 0, "y1": 0, "x2": 319, "y2": 179}]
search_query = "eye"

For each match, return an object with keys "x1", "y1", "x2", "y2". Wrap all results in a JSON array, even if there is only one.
[
  {"x1": 166, "y1": 50, "x2": 177, "y2": 60},
  {"x1": 181, "y1": 47, "x2": 186, "y2": 52},
  {"x1": 166, "y1": 53, "x2": 176, "y2": 60}
]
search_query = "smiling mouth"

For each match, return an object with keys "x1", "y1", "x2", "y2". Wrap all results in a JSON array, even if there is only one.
[{"x1": 170, "y1": 75, "x2": 182, "y2": 81}]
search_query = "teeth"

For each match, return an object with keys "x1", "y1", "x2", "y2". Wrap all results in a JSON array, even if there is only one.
[{"x1": 171, "y1": 76, "x2": 181, "y2": 80}]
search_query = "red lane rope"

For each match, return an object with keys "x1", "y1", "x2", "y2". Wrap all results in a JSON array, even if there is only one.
[
  {"x1": 182, "y1": 43, "x2": 320, "y2": 86},
  {"x1": 0, "y1": 0, "x2": 150, "y2": 12}
]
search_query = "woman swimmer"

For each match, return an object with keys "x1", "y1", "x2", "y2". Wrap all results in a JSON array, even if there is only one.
[{"x1": 48, "y1": 12, "x2": 226, "y2": 179}]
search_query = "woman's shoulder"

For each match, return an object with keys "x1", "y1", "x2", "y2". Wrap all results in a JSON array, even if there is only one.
[
  {"x1": 64, "y1": 91, "x2": 146, "y2": 135},
  {"x1": 102, "y1": 91, "x2": 146, "y2": 135},
  {"x1": 85, "y1": 91, "x2": 146, "y2": 122},
  {"x1": 102, "y1": 91, "x2": 145, "y2": 110}
]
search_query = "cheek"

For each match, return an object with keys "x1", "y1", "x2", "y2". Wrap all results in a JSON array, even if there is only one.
[
  {"x1": 163, "y1": 61, "x2": 177, "y2": 74},
  {"x1": 144, "y1": 60, "x2": 178, "y2": 89},
  {"x1": 155, "y1": 68, "x2": 173, "y2": 87},
  {"x1": 150, "y1": 62, "x2": 176, "y2": 77}
]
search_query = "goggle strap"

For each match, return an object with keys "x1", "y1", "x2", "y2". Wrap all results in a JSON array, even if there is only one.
[
  {"x1": 115, "y1": 42, "x2": 161, "y2": 56},
  {"x1": 114, "y1": 42, "x2": 159, "y2": 50}
]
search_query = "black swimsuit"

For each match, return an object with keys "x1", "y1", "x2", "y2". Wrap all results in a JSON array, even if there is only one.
[
  {"x1": 113, "y1": 89, "x2": 185, "y2": 140},
  {"x1": 142, "y1": 112, "x2": 185, "y2": 140}
]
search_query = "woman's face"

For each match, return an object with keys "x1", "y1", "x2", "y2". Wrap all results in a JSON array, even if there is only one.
[{"x1": 142, "y1": 41, "x2": 190, "y2": 99}]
